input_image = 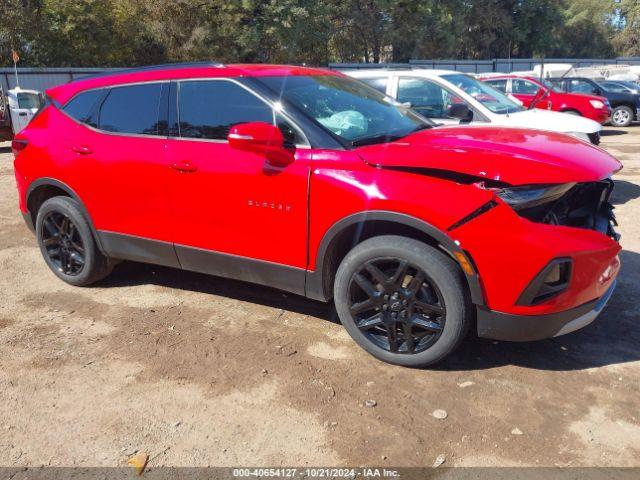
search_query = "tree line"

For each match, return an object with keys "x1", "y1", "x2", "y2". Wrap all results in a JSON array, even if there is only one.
[{"x1": 1, "y1": 0, "x2": 639, "y2": 68}]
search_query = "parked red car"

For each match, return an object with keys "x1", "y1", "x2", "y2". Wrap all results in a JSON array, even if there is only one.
[
  {"x1": 12, "y1": 63, "x2": 621, "y2": 367},
  {"x1": 483, "y1": 75, "x2": 611, "y2": 125}
]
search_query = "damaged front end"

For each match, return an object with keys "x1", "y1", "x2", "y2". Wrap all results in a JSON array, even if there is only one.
[{"x1": 492, "y1": 179, "x2": 620, "y2": 241}]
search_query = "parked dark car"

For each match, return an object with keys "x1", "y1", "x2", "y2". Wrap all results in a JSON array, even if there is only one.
[
  {"x1": 599, "y1": 80, "x2": 640, "y2": 95},
  {"x1": 549, "y1": 77, "x2": 640, "y2": 127}
]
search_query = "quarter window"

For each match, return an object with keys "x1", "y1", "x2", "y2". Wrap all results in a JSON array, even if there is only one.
[
  {"x1": 63, "y1": 89, "x2": 104, "y2": 126},
  {"x1": 98, "y1": 83, "x2": 163, "y2": 135},
  {"x1": 178, "y1": 80, "x2": 274, "y2": 140}
]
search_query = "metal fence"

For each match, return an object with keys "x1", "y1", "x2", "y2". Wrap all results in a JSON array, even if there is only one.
[
  {"x1": 3, "y1": 57, "x2": 640, "y2": 93},
  {"x1": 0, "y1": 67, "x2": 117, "y2": 93},
  {"x1": 411, "y1": 57, "x2": 640, "y2": 73}
]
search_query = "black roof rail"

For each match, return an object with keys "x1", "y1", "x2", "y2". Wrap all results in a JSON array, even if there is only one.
[
  {"x1": 328, "y1": 63, "x2": 413, "y2": 70},
  {"x1": 73, "y1": 61, "x2": 225, "y2": 81}
]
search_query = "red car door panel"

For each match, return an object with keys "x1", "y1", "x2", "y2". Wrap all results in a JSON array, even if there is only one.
[
  {"x1": 167, "y1": 79, "x2": 310, "y2": 271},
  {"x1": 167, "y1": 139, "x2": 310, "y2": 268},
  {"x1": 71, "y1": 83, "x2": 173, "y2": 243}
]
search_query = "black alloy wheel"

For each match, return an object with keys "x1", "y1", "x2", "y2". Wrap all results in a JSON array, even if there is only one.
[
  {"x1": 41, "y1": 211, "x2": 86, "y2": 276},
  {"x1": 35, "y1": 196, "x2": 114, "y2": 286},
  {"x1": 333, "y1": 235, "x2": 471, "y2": 367},
  {"x1": 348, "y1": 258, "x2": 446, "y2": 354}
]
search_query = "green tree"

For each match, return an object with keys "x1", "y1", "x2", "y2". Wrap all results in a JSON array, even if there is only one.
[
  {"x1": 616, "y1": 0, "x2": 640, "y2": 55},
  {"x1": 549, "y1": 0, "x2": 616, "y2": 57}
]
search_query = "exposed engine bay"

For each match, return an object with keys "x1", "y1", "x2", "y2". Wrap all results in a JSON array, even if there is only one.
[{"x1": 516, "y1": 179, "x2": 620, "y2": 241}]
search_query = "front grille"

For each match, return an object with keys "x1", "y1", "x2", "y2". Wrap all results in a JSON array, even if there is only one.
[
  {"x1": 517, "y1": 179, "x2": 620, "y2": 240},
  {"x1": 588, "y1": 132, "x2": 600, "y2": 145}
]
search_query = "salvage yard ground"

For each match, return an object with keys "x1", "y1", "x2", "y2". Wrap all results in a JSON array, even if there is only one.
[{"x1": 0, "y1": 127, "x2": 639, "y2": 468}]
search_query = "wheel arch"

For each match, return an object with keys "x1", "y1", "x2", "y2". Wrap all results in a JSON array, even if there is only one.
[
  {"x1": 25, "y1": 177, "x2": 106, "y2": 254},
  {"x1": 305, "y1": 211, "x2": 485, "y2": 306}
]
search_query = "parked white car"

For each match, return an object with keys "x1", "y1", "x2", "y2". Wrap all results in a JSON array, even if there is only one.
[
  {"x1": 340, "y1": 68, "x2": 603, "y2": 144},
  {"x1": 0, "y1": 87, "x2": 44, "y2": 139}
]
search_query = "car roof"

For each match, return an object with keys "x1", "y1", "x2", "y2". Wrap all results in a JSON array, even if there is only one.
[{"x1": 47, "y1": 62, "x2": 338, "y2": 104}]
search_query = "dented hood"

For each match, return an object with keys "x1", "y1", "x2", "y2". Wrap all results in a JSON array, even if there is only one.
[{"x1": 356, "y1": 126, "x2": 622, "y2": 185}]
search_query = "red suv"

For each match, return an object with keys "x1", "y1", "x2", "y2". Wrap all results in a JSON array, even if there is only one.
[
  {"x1": 12, "y1": 63, "x2": 622, "y2": 367},
  {"x1": 483, "y1": 75, "x2": 611, "y2": 125}
]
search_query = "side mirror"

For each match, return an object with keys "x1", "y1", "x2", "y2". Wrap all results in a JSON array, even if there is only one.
[
  {"x1": 447, "y1": 104, "x2": 473, "y2": 123},
  {"x1": 228, "y1": 122, "x2": 293, "y2": 166}
]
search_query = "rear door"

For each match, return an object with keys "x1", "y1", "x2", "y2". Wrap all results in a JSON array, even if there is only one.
[{"x1": 68, "y1": 82, "x2": 175, "y2": 252}]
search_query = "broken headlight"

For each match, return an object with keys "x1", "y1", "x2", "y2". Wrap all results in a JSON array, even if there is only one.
[{"x1": 495, "y1": 183, "x2": 575, "y2": 211}]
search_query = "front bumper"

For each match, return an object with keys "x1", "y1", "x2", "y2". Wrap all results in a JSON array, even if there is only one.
[{"x1": 477, "y1": 279, "x2": 617, "y2": 341}]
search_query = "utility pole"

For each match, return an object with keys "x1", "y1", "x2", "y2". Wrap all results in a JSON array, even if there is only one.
[{"x1": 12, "y1": 49, "x2": 20, "y2": 88}]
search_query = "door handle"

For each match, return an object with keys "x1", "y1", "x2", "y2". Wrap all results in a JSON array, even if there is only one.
[
  {"x1": 19, "y1": 112, "x2": 27, "y2": 117},
  {"x1": 170, "y1": 161, "x2": 198, "y2": 173},
  {"x1": 72, "y1": 145, "x2": 92, "y2": 155}
]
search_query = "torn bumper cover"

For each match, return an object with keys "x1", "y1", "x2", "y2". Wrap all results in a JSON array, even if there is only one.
[{"x1": 477, "y1": 279, "x2": 617, "y2": 341}]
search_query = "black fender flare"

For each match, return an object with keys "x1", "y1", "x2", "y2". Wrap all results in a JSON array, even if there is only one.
[
  {"x1": 304, "y1": 210, "x2": 485, "y2": 305},
  {"x1": 25, "y1": 177, "x2": 106, "y2": 254}
]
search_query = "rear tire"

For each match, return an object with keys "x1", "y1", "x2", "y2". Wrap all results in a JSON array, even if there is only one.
[
  {"x1": 611, "y1": 105, "x2": 633, "y2": 127},
  {"x1": 333, "y1": 235, "x2": 472, "y2": 367},
  {"x1": 35, "y1": 196, "x2": 113, "y2": 286}
]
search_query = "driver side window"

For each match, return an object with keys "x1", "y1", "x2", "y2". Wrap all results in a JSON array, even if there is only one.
[
  {"x1": 178, "y1": 80, "x2": 304, "y2": 145},
  {"x1": 397, "y1": 77, "x2": 453, "y2": 119}
]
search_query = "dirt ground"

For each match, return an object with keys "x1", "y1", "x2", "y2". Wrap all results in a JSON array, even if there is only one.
[{"x1": 0, "y1": 125, "x2": 639, "y2": 469}]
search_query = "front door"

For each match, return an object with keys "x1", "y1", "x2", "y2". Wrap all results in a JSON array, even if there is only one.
[{"x1": 166, "y1": 79, "x2": 311, "y2": 291}]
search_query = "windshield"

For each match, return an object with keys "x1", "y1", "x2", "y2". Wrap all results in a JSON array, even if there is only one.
[
  {"x1": 257, "y1": 75, "x2": 432, "y2": 146},
  {"x1": 442, "y1": 74, "x2": 523, "y2": 115}
]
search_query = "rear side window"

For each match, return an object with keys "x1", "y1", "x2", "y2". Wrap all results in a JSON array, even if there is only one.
[
  {"x1": 485, "y1": 79, "x2": 507, "y2": 93},
  {"x1": 178, "y1": 80, "x2": 273, "y2": 140},
  {"x1": 99, "y1": 83, "x2": 163, "y2": 135},
  {"x1": 360, "y1": 77, "x2": 388, "y2": 94},
  {"x1": 63, "y1": 89, "x2": 104, "y2": 126},
  {"x1": 512, "y1": 79, "x2": 539, "y2": 95},
  {"x1": 569, "y1": 80, "x2": 597, "y2": 95},
  {"x1": 397, "y1": 77, "x2": 453, "y2": 118}
]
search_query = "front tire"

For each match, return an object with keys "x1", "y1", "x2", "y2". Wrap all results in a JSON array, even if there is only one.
[
  {"x1": 35, "y1": 196, "x2": 113, "y2": 286},
  {"x1": 333, "y1": 235, "x2": 471, "y2": 367},
  {"x1": 611, "y1": 105, "x2": 634, "y2": 127}
]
